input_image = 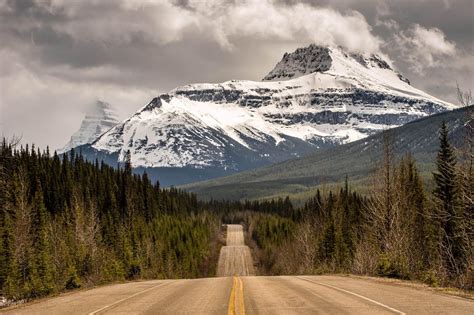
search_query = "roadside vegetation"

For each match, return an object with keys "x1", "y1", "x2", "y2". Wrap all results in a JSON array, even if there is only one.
[{"x1": 240, "y1": 109, "x2": 473, "y2": 290}]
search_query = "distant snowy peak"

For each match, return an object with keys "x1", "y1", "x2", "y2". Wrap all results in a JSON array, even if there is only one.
[
  {"x1": 59, "y1": 101, "x2": 119, "y2": 153},
  {"x1": 263, "y1": 45, "x2": 410, "y2": 85},
  {"x1": 88, "y1": 44, "x2": 456, "y2": 183}
]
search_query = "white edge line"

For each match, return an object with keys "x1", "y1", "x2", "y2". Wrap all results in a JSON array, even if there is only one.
[
  {"x1": 297, "y1": 277, "x2": 406, "y2": 315},
  {"x1": 88, "y1": 282, "x2": 165, "y2": 315}
]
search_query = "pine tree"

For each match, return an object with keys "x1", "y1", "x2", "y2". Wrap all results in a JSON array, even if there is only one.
[
  {"x1": 29, "y1": 182, "x2": 55, "y2": 297},
  {"x1": 395, "y1": 155, "x2": 432, "y2": 278},
  {"x1": 321, "y1": 222, "x2": 336, "y2": 263},
  {"x1": 0, "y1": 141, "x2": 10, "y2": 289},
  {"x1": 433, "y1": 122, "x2": 468, "y2": 279},
  {"x1": 1, "y1": 210, "x2": 16, "y2": 297},
  {"x1": 405, "y1": 158, "x2": 432, "y2": 270},
  {"x1": 5, "y1": 168, "x2": 33, "y2": 299},
  {"x1": 341, "y1": 176, "x2": 355, "y2": 264}
]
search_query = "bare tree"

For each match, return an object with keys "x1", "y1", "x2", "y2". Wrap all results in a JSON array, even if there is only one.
[
  {"x1": 455, "y1": 85, "x2": 473, "y2": 288},
  {"x1": 364, "y1": 131, "x2": 417, "y2": 277},
  {"x1": 294, "y1": 220, "x2": 317, "y2": 274},
  {"x1": 457, "y1": 83, "x2": 473, "y2": 108},
  {"x1": 366, "y1": 130, "x2": 396, "y2": 253},
  {"x1": 272, "y1": 219, "x2": 317, "y2": 275}
]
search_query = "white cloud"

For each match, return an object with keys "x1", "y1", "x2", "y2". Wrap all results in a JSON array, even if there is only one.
[
  {"x1": 0, "y1": 49, "x2": 155, "y2": 150},
  {"x1": 375, "y1": 17, "x2": 399, "y2": 30},
  {"x1": 442, "y1": 0, "x2": 452, "y2": 9},
  {"x1": 47, "y1": 1, "x2": 199, "y2": 45},
  {"x1": 374, "y1": 0, "x2": 399, "y2": 30},
  {"x1": 0, "y1": 0, "x2": 11, "y2": 12},
  {"x1": 394, "y1": 24, "x2": 456, "y2": 73},
  {"x1": 190, "y1": 0, "x2": 382, "y2": 53},
  {"x1": 375, "y1": 0, "x2": 391, "y2": 17},
  {"x1": 411, "y1": 24, "x2": 456, "y2": 55},
  {"x1": 36, "y1": 0, "x2": 382, "y2": 54}
]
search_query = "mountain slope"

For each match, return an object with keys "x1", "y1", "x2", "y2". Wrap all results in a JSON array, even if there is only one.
[
  {"x1": 182, "y1": 106, "x2": 471, "y2": 201},
  {"x1": 59, "y1": 101, "x2": 118, "y2": 153},
  {"x1": 76, "y1": 45, "x2": 455, "y2": 186}
]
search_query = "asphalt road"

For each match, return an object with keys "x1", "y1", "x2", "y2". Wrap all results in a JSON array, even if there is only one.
[
  {"x1": 242, "y1": 275, "x2": 474, "y2": 314},
  {"x1": 4, "y1": 275, "x2": 473, "y2": 314},
  {"x1": 3, "y1": 224, "x2": 473, "y2": 314},
  {"x1": 216, "y1": 224, "x2": 256, "y2": 277}
]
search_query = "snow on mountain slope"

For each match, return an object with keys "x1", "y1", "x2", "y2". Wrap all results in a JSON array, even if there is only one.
[
  {"x1": 59, "y1": 101, "x2": 118, "y2": 153},
  {"x1": 87, "y1": 45, "x2": 455, "y2": 183}
]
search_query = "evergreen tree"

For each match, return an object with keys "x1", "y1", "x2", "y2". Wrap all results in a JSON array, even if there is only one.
[
  {"x1": 341, "y1": 176, "x2": 355, "y2": 263},
  {"x1": 28, "y1": 182, "x2": 55, "y2": 297},
  {"x1": 433, "y1": 122, "x2": 468, "y2": 279},
  {"x1": 0, "y1": 140, "x2": 11, "y2": 289},
  {"x1": 321, "y1": 223, "x2": 336, "y2": 263}
]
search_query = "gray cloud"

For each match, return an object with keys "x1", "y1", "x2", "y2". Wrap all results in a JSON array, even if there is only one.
[
  {"x1": 393, "y1": 24, "x2": 457, "y2": 73},
  {"x1": 1, "y1": 0, "x2": 472, "y2": 150}
]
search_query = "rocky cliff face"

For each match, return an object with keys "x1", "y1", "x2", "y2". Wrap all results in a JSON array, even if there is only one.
[
  {"x1": 263, "y1": 45, "x2": 333, "y2": 81},
  {"x1": 75, "y1": 45, "x2": 455, "y2": 185}
]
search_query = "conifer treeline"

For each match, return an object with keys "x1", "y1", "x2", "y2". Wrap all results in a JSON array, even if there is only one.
[
  {"x1": 240, "y1": 123, "x2": 472, "y2": 289},
  {"x1": 0, "y1": 144, "x2": 220, "y2": 300}
]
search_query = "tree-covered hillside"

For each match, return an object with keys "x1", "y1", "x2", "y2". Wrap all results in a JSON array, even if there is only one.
[{"x1": 183, "y1": 106, "x2": 472, "y2": 202}]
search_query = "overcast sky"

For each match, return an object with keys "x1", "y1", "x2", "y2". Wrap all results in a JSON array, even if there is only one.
[{"x1": 1, "y1": 0, "x2": 473, "y2": 150}]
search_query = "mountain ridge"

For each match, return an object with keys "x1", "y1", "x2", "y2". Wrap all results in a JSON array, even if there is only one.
[
  {"x1": 69, "y1": 44, "x2": 456, "y2": 186},
  {"x1": 182, "y1": 106, "x2": 471, "y2": 201}
]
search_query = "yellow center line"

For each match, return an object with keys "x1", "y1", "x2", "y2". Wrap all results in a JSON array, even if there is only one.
[
  {"x1": 228, "y1": 276, "x2": 245, "y2": 315},
  {"x1": 227, "y1": 276, "x2": 237, "y2": 315},
  {"x1": 238, "y1": 277, "x2": 245, "y2": 315}
]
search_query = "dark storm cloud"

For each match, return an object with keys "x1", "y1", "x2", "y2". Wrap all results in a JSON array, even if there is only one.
[{"x1": 1, "y1": 0, "x2": 472, "y2": 150}]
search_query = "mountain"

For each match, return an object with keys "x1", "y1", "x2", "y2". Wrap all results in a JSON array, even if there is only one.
[
  {"x1": 74, "y1": 45, "x2": 455, "y2": 186},
  {"x1": 59, "y1": 101, "x2": 118, "y2": 153},
  {"x1": 182, "y1": 106, "x2": 472, "y2": 201}
]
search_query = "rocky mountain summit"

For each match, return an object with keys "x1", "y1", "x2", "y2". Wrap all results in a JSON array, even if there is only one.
[{"x1": 73, "y1": 45, "x2": 455, "y2": 185}]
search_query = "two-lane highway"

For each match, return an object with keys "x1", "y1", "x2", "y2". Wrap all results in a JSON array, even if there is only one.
[
  {"x1": 3, "y1": 224, "x2": 473, "y2": 314},
  {"x1": 6, "y1": 275, "x2": 472, "y2": 314},
  {"x1": 217, "y1": 224, "x2": 256, "y2": 277}
]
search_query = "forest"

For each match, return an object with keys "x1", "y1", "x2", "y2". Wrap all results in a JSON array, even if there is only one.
[
  {"x1": 0, "y1": 117, "x2": 472, "y2": 302},
  {"x1": 0, "y1": 144, "x2": 222, "y2": 300},
  {"x1": 242, "y1": 121, "x2": 473, "y2": 290}
]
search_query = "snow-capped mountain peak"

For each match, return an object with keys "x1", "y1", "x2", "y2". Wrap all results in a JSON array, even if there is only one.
[
  {"x1": 59, "y1": 100, "x2": 118, "y2": 153},
  {"x1": 82, "y1": 44, "x2": 456, "y2": 185},
  {"x1": 264, "y1": 45, "x2": 412, "y2": 88},
  {"x1": 263, "y1": 45, "x2": 332, "y2": 81}
]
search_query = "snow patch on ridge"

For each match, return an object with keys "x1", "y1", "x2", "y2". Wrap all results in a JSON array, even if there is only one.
[{"x1": 91, "y1": 45, "x2": 456, "y2": 169}]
